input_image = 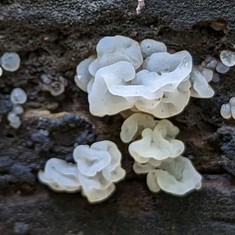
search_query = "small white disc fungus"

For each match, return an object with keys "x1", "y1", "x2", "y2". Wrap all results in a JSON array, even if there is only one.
[
  {"x1": 212, "y1": 73, "x2": 220, "y2": 83},
  {"x1": 140, "y1": 39, "x2": 167, "y2": 58},
  {"x1": 202, "y1": 56, "x2": 218, "y2": 70},
  {"x1": 7, "y1": 111, "x2": 22, "y2": 129},
  {"x1": 215, "y1": 62, "x2": 230, "y2": 74},
  {"x1": 142, "y1": 51, "x2": 192, "y2": 91},
  {"x1": 220, "y1": 103, "x2": 231, "y2": 119},
  {"x1": 88, "y1": 61, "x2": 136, "y2": 116},
  {"x1": 0, "y1": 67, "x2": 2, "y2": 77},
  {"x1": 73, "y1": 145, "x2": 111, "y2": 177},
  {"x1": 38, "y1": 158, "x2": 81, "y2": 192},
  {"x1": 1, "y1": 52, "x2": 21, "y2": 72},
  {"x1": 134, "y1": 79, "x2": 191, "y2": 118},
  {"x1": 133, "y1": 161, "x2": 159, "y2": 174},
  {"x1": 74, "y1": 140, "x2": 126, "y2": 203},
  {"x1": 120, "y1": 113, "x2": 157, "y2": 143},
  {"x1": 88, "y1": 35, "x2": 143, "y2": 76},
  {"x1": 220, "y1": 50, "x2": 235, "y2": 67},
  {"x1": 10, "y1": 88, "x2": 27, "y2": 104},
  {"x1": 75, "y1": 56, "x2": 95, "y2": 92},
  {"x1": 8, "y1": 88, "x2": 27, "y2": 128},
  {"x1": 128, "y1": 119, "x2": 185, "y2": 163},
  {"x1": 40, "y1": 75, "x2": 67, "y2": 96},
  {"x1": 190, "y1": 66, "x2": 214, "y2": 98},
  {"x1": 79, "y1": 174, "x2": 115, "y2": 203},
  {"x1": 220, "y1": 97, "x2": 235, "y2": 120},
  {"x1": 146, "y1": 156, "x2": 202, "y2": 195},
  {"x1": 229, "y1": 97, "x2": 235, "y2": 119},
  {"x1": 13, "y1": 105, "x2": 24, "y2": 114}
]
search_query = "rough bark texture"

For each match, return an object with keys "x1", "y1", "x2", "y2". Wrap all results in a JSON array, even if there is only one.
[{"x1": 0, "y1": 0, "x2": 235, "y2": 234}]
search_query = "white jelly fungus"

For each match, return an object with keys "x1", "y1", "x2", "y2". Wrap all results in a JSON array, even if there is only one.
[
  {"x1": 220, "y1": 50, "x2": 235, "y2": 67},
  {"x1": 38, "y1": 140, "x2": 126, "y2": 203},
  {"x1": 0, "y1": 52, "x2": 21, "y2": 72},
  {"x1": 128, "y1": 119, "x2": 185, "y2": 163},
  {"x1": 189, "y1": 66, "x2": 214, "y2": 98},
  {"x1": 146, "y1": 156, "x2": 202, "y2": 195},
  {"x1": 88, "y1": 35, "x2": 143, "y2": 76},
  {"x1": 38, "y1": 158, "x2": 81, "y2": 192},
  {"x1": 40, "y1": 75, "x2": 67, "y2": 96},
  {"x1": 74, "y1": 56, "x2": 95, "y2": 92},
  {"x1": 215, "y1": 62, "x2": 230, "y2": 74},
  {"x1": 220, "y1": 97, "x2": 235, "y2": 120},
  {"x1": 7, "y1": 88, "x2": 27, "y2": 129},
  {"x1": 75, "y1": 35, "x2": 214, "y2": 119},
  {"x1": 10, "y1": 88, "x2": 27, "y2": 104},
  {"x1": 39, "y1": 35, "x2": 208, "y2": 202},
  {"x1": 7, "y1": 111, "x2": 22, "y2": 129},
  {"x1": 120, "y1": 113, "x2": 158, "y2": 143},
  {"x1": 220, "y1": 103, "x2": 232, "y2": 119},
  {"x1": 140, "y1": 39, "x2": 167, "y2": 58}
]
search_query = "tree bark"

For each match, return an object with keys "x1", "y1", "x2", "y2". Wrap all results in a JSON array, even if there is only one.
[{"x1": 0, "y1": 1, "x2": 234, "y2": 234}]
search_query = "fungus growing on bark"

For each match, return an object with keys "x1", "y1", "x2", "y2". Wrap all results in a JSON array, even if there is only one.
[
  {"x1": 38, "y1": 141, "x2": 126, "y2": 203},
  {"x1": 1, "y1": 52, "x2": 20, "y2": 72},
  {"x1": 146, "y1": 156, "x2": 202, "y2": 195}
]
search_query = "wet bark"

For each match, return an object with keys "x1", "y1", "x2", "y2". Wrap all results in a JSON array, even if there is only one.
[{"x1": 0, "y1": 1, "x2": 235, "y2": 234}]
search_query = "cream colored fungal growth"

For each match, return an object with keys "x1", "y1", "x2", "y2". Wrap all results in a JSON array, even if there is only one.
[
  {"x1": 120, "y1": 113, "x2": 184, "y2": 164},
  {"x1": 73, "y1": 140, "x2": 126, "y2": 203},
  {"x1": 87, "y1": 50, "x2": 192, "y2": 117},
  {"x1": 88, "y1": 61, "x2": 137, "y2": 116},
  {"x1": 7, "y1": 88, "x2": 27, "y2": 128},
  {"x1": 133, "y1": 160, "x2": 160, "y2": 174},
  {"x1": 10, "y1": 88, "x2": 27, "y2": 104},
  {"x1": 220, "y1": 50, "x2": 235, "y2": 67},
  {"x1": 88, "y1": 35, "x2": 143, "y2": 76},
  {"x1": 74, "y1": 56, "x2": 95, "y2": 92},
  {"x1": 38, "y1": 158, "x2": 81, "y2": 192},
  {"x1": 40, "y1": 74, "x2": 67, "y2": 96},
  {"x1": 215, "y1": 62, "x2": 230, "y2": 74},
  {"x1": 140, "y1": 39, "x2": 167, "y2": 58},
  {"x1": 120, "y1": 113, "x2": 158, "y2": 143},
  {"x1": 142, "y1": 51, "x2": 192, "y2": 89},
  {"x1": 128, "y1": 119, "x2": 185, "y2": 163},
  {"x1": 0, "y1": 67, "x2": 2, "y2": 77},
  {"x1": 38, "y1": 141, "x2": 126, "y2": 203},
  {"x1": 189, "y1": 66, "x2": 214, "y2": 98},
  {"x1": 75, "y1": 36, "x2": 196, "y2": 119},
  {"x1": 120, "y1": 113, "x2": 201, "y2": 195},
  {"x1": 220, "y1": 97, "x2": 235, "y2": 119},
  {"x1": 146, "y1": 156, "x2": 202, "y2": 195},
  {"x1": 134, "y1": 79, "x2": 191, "y2": 118},
  {"x1": 220, "y1": 103, "x2": 231, "y2": 119},
  {"x1": 1, "y1": 52, "x2": 21, "y2": 72}
]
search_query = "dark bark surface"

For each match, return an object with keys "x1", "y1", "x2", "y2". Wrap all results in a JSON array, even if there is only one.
[{"x1": 0, "y1": 0, "x2": 235, "y2": 234}]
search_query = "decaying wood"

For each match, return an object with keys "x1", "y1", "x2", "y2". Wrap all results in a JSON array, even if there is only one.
[{"x1": 0, "y1": 0, "x2": 234, "y2": 234}]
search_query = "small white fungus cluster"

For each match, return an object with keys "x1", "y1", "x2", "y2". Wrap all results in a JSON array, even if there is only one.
[
  {"x1": 201, "y1": 49, "x2": 235, "y2": 82},
  {"x1": 0, "y1": 52, "x2": 21, "y2": 76},
  {"x1": 220, "y1": 50, "x2": 235, "y2": 67},
  {"x1": 38, "y1": 140, "x2": 126, "y2": 203},
  {"x1": 219, "y1": 50, "x2": 235, "y2": 120},
  {"x1": 220, "y1": 97, "x2": 235, "y2": 119},
  {"x1": 75, "y1": 35, "x2": 215, "y2": 119},
  {"x1": 7, "y1": 88, "x2": 27, "y2": 128},
  {"x1": 120, "y1": 113, "x2": 202, "y2": 195},
  {"x1": 40, "y1": 74, "x2": 67, "y2": 96}
]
